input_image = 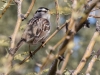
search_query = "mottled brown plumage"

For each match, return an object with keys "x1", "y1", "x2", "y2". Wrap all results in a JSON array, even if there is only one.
[{"x1": 22, "y1": 18, "x2": 50, "y2": 44}]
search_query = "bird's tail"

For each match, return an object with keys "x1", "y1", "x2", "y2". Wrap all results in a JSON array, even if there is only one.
[{"x1": 9, "y1": 38, "x2": 25, "y2": 56}]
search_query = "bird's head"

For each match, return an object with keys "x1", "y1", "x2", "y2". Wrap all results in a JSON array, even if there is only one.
[{"x1": 34, "y1": 7, "x2": 50, "y2": 19}]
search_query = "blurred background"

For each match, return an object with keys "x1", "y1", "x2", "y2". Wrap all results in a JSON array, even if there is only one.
[{"x1": 0, "y1": 0, "x2": 100, "y2": 75}]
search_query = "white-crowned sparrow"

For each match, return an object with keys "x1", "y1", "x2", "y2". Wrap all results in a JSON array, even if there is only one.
[
  {"x1": 10, "y1": 7, "x2": 51, "y2": 55},
  {"x1": 22, "y1": 7, "x2": 51, "y2": 44}
]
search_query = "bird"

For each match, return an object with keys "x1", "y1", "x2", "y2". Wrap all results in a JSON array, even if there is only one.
[
  {"x1": 22, "y1": 7, "x2": 51, "y2": 44},
  {"x1": 9, "y1": 7, "x2": 51, "y2": 55}
]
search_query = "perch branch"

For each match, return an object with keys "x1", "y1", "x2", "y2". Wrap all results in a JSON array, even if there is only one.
[{"x1": 19, "y1": 19, "x2": 70, "y2": 65}]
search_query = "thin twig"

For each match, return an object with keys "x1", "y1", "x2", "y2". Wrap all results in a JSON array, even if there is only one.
[
  {"x1": 22, "y1": 0, "x2": 36, "y2": 21},
  {"x1": 91, "y1": 8, "x2": 100, "y2": 12},
  {"x1": 55, "y1": 0, "x2": 60, "y2": 27},
  {"x1": 0, "y1": 0, "x2": 13, "y2": 19},
  {"x1": 89, "y1": 15, "x2": 100, "y2": 18}
]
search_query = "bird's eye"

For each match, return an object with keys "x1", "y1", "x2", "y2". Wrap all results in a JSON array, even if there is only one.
[{"x1": 37, "y1": 10, "x2": 42, "y2": 12}]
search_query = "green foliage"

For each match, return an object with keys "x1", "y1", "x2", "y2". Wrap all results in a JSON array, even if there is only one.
[{"x1": 14, "y1": 52, "x2": 29, "y2": 62}]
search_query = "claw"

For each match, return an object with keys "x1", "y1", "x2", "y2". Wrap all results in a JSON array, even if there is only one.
[
  {"x1": 42, "y1": 41, "x2": 46, "y2": 47},
  {"x1": 28, "y1": 45, "x2": 33, "y2": 59},
  {"x1": 29, "y1": 51, "x2": 33, "y2": 58}
]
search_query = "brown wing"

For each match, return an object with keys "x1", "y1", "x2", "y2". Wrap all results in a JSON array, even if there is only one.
[{"x1": 22, "y1": 18, "x2": 50, "y2": 44}]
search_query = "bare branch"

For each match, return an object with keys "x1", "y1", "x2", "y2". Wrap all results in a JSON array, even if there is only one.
[
  {"x1": 9, "y1": 0, "x2": 23, "y2": 54},
  {"x1": 21, "y1": 0, "x2": 36, "y2": 21},
  {"x1": 19, "y1": 19, "x2": 70, "y2": 65},
  {"x1": 58, "y1": 49, "x2": 72, "y2": 75},
  {"x1": 47, "y1": 0, "x2": 99, "y2": 75},
  {"x1": 47, "y1": 59, "x2": 58, "y2": 75},
  {"x1": 0, "y1": 0, "x2": 13, "y2": 19},
  {"x1": 85, "y1": 49, "x2": 100, "y2": 75},
  {"x1": 3, "y1": 0, "x2": 23, "y2": 75},
  {"x1": 55, "y1": 0, "x2": 60, "y2": 27},
  {"x1": 73, "y1": 31, "x2": 99, "y2": 75}
]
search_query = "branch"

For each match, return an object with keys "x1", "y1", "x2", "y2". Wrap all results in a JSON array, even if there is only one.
[
  {"x1": 73, "y1": 1, "x2": 100, "y2": 73},
  {"x1": 47, "y1": 59, "x2": 58, "y2": 75},
  {"x1": 55, "y1": 0, "x2": 60, "y2": 27},
  {"x1": 85, "y1": 49, "x2": 100, "y2": 75},
  {"x1": 89, "y1": 15, "x2": 100, "y2": 18},
  {"x1": 58, "y1": 49, "x2": 72, "y2": 75},
  {"x1": 9, "y1": 0, "x2": 23, "y2": 54},
  {"x1": 47, "y1": 0, "x2": 99, "y2": 75},
  {"x1": 21, "y1": 0, "x2": 36, "y2": 21},
  {"x1": 72, "y1": 31, "x2": 99, "y2": 75},
  {"x1": 0, "y1": 0, "x2": 13, "y2": 19},
  {"x1": 1, "y1": 0, "x2": 35, "y2": 75},
  {"x1": 4, "y1": 0, "x2": 22, "y2": 75},
  {"x1": 3, "y1": 0, "x2": 23, "y2": 75},
  {"x1": 39, "y1": 25, "x2": 73, "y2": 73}
]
